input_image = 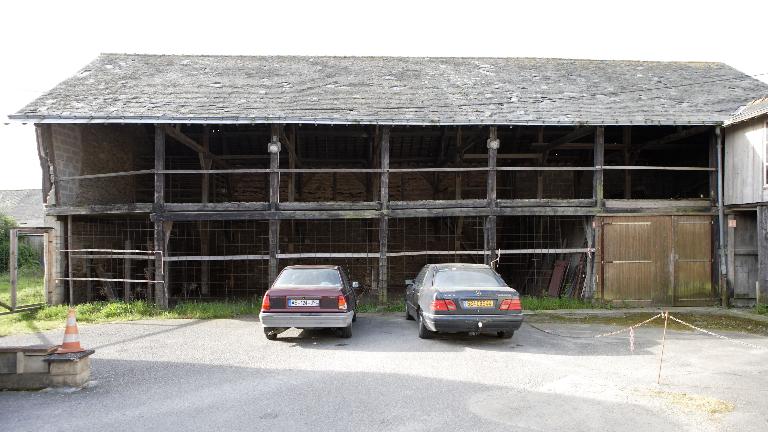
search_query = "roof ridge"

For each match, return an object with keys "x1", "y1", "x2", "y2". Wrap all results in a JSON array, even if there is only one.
[{"x1": 96, "y1": 52, "x2": 727, "y2": 66}]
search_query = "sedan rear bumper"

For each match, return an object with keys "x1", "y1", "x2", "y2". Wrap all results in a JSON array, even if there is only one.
[
  {"x1": 422, "y1": 312, "x2": 523, "y2": 333},
  {"x1": 259, "y1": 311, "x2": 354, "y2": 328}
]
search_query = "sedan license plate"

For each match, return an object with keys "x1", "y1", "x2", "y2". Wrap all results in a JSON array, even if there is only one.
[
  {"x1": 464, "y1": 299, "x2": 494, "y2": 308},
  {"x1": 288, "y1": 299, "x2": 319, "y2": 307}
]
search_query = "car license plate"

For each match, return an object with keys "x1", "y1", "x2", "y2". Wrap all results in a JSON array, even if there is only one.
[
  {"x1": 464, "y1": 299, "x2": 494, "y2": 308},
  {"x1": 288, "y1": 299, "x2": 319, "y2": 307}
]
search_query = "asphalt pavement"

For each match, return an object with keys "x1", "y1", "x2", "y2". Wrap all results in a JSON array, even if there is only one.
[{"x1": 1, "y1": 313, "x2": 766, "y2": 432}]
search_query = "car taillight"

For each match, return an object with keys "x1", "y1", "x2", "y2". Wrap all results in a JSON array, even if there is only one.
[
  {"x1": 500, "y1": 298, "x2": 522, "y2": 311},
  {"x1": 338, "y1": 295, "x2": 348, "y2": 311},
  {"x1": 261, "y1": 294, "x2": 271, "y2": 311},
  {"x1": 431, "y1": 299, "x2": 456, "y2": 311}
]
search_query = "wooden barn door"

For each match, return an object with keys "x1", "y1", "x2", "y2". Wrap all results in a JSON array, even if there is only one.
[
  {"x1": 601, "y1": 217, "x2": 669, "y2": 304},
  {"x1": 599, "y1": 215, "x2": 714, "y2": 306},
  {"x1": 672, "y1": 216, "x2": 714, "y2": 305}
]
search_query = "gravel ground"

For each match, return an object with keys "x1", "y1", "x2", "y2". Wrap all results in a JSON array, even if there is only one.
[{"x1": 1, "y1": 313, "x2": 767, "y2": 432}]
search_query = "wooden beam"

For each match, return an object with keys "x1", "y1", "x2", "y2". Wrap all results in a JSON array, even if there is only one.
[
  {"x1": 163, "y1": 125, "x2": 227, "y2": 166},
  {"x1": 464, "y1": 153, "x2": 541, "y2": 160},
  {"x1": 379, "y1": 127, "x2": 390, "y2": 303},
  {"x1": 594, "y1": 127, "x2": 605, "y2": 209},
  {"x1": 726, "y1": 214, "x2": 736, "y2": 300},
  {"x1": 543, "y1": 127, "x2": 596, "y2": 152},
  {"x1": 758, "y1": 205, "x2": 768, "y2": 303},
  {"x1": 154, "y1": 126, "x2": 167, "y2": 308},
  {"x1": 268, "y1": 124, "x2": 282, "y2": 284},
  {"x1": 9, "y1": 229, "x2": 18, "y2": 310},
  {"x1": 709, "y1": 131, "x2": 718, "y2": 203},
  {"x1": 378, "y1": 216, "x2": 388, "y2": 303},
  {"x1": 199, "y1": 126, "x2": 211, "y2": 296},
  {"x1": 623, "y1": 126, "x2": 632, "y2": 199},
  {"x1": 154, "y1": 127, "x2": 165, "y2": 212},
  {"x1": 67, "y1": 216, "x2": 73, "y2": 306},
  {"x1": 486, "y1": 127, "x2": 499, "y2": 265},
  {"x1": 35, "y1": 125, "x2": 54, "y2": 204},
  {"x1": 634, "y1": 125, "x2": 711, "y2": 153}
]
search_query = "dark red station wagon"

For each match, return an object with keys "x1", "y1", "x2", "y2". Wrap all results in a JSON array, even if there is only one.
[{"x1": 259, "y1": 265, "x2": 361, "y2": 340}]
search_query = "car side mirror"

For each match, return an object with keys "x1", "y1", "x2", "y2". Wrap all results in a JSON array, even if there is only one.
[{"x1": 405, "y1": 279, "x2": 414, "y2": 287}]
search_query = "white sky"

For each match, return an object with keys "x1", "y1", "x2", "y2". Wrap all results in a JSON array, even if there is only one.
[{"x1": 1, "y1": 0, "x2": 767, "y2": 190}]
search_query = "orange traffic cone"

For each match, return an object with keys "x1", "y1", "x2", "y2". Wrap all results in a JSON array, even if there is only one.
[{"x1": 56, "y1": 308, "x2": 85, "y2": 353}]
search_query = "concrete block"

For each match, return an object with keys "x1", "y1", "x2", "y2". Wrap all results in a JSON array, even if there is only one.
[
  {"x1": 49, "y1": 357, "x2": 90, "y2": 376},
  {"x1": 0, "y1": 352, "x2": 17, "y2": 374},
  {"x1": 47, "y1": 368, "x2": 90, "y2": 387},
  {"x1": 21, "y1": 355, "x2": 51, "y2": 374},
  {"x1": 0, "y1": 373, "x2": 51, "y2": 391}
]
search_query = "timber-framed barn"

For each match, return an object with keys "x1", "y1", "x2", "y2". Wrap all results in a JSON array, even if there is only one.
[{"x1": 10, "y1": 54, "x2": 768, "y2": 307}]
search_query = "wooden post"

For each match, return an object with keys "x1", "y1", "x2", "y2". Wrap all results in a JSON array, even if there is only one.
[
  {"x1": 623, "y1": 126, "x2": 632, "y2": 199},
  {"x1": 486, "y1": 127, "x2": 499, "y2": 265},
  {"x1": 378, "y1": 127, "x2": 390, "y2": 303},
  {"x1": 455, "y1": 128, "x2": 464, "y2": 253},
  {"x1": 9, "y1": 229, "x2": 18, "y2": 310},
  {"x1": 726, "y1": 214, "x2": 736, "y2": 301},
  {"x1": 287, "y1": 126, "x2": 297, "y2": 253},
  {"x1": 199, "y1": 126, "x2": 211, "y2": 296},
  {"x1": 537, "y1": 127, "x2": 545, "y2": 199},
  {"x1": 594, "y1": 127, "x2": 605, "y2": 208},
  {"x1": 67, "y1": 215, "x2": 74, "y2": 306},
  {"x1": 85, "y1": 257, "x2": 93, "y2": 302},
  {"x1": 44, "y1": 228, "x2": 55, "y2": 305},
  {"x1": 268, "y1": 124, "x2": 282, "y2": 284},
  {"x1": 757, "y1": 205, "x2": 768, "y2": 304},
  {"x1": 123, "y1": 239, "x2": 132, "y2": 301},
  {"x1": 153, "y1": 126, "x2": 167, "y2": 308}
]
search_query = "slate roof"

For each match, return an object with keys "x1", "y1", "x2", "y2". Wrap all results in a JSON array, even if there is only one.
[
  {"x1": 724, "y1": 97, "x2": 768, "y2": 126},
  {"x1": 10, "y1": 54, "x2": 768, "y2": 126},
  {"x1": 0, "y1": 189, "x2": 45, "y2": 227}
]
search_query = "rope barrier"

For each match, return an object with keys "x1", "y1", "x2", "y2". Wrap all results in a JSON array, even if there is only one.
[
  {"x1": 667, "y1": 314, "x2": 767, "y2": 352},
  {"x1": 524, "y1": 312, "x2": 663, "y2": 340}
]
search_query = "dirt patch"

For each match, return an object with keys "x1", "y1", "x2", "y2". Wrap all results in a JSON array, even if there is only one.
[{"x1": 640, "y1": 389, "x2": 734, "y2": 415}]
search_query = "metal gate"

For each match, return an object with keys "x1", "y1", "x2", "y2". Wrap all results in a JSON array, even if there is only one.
[{"x1": 600, "y1": 215, "x2": 714, "y2": 306}]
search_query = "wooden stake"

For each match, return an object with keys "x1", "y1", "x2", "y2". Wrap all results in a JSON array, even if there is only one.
[
  {"x1": 657, "y1": 311, "x2": 669, "y2": 384},
  {"x1": 9, "y1": 229, "x2": 18, "y2": 310}
]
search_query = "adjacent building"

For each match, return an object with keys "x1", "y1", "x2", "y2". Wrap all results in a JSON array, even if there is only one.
[{"x1": 724, "y1": 98, "x2": 768, "y2": 305}]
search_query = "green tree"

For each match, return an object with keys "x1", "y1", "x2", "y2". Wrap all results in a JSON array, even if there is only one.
[{"x1": 0, "y1": 214, "x2": 39, "y2": 273}]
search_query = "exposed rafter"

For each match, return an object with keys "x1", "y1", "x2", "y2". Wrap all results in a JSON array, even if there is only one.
[
  {"x1": 635, "y1": 125, "x2": 711, "y2": 151},
  {"x1": 541, "y1": 126, "x2": 596, "y2": 152},
  {"x1": 163, "y1": 126, "x2": 229, "y2": 167}
]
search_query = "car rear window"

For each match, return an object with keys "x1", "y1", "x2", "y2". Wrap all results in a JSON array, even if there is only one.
[
  {"x1": 274, "y1": 268, "x2": 342, "y2": 287},
  {"x1": 433, "y1": 268, "x2": 505, "y2": 289}
]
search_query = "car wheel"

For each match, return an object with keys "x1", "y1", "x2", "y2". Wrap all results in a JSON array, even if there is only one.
[
  {"x1": 264, "y1": 327, "x2": 278, "y2": 341},
  {"x1": 418, "y1": 311, "x2": 434, "y2": 339},
  {"x1": 339, "y1": 325, "x2": 352, "y2": 339},
  {"x1": 497, "y1": 330, "x2": 514, "y2": 339},
  {"x1": 405, "y1": 304, "x2": 415, "y2": 320}
]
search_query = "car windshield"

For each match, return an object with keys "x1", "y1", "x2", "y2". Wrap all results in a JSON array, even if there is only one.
[
  {"x1": 274, "y1": 268, "x2": 342, "y2": 287},
  {"x1": 433, "y1": 267, "x2": 505, "y2": 289}
]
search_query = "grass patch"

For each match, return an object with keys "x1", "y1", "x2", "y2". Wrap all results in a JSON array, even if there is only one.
[
  {"x1": 521, "y1": 295, "x2": 610, "y2": 311},
  {"x1": 528, "y1": 312, "x2": 768, "y2": 336},
  {"x1": 0, "y1": 268, "x2": 45, "y2": 306},
  {"x1": 357, "y1": 302, "x2": 406, "y2": 313},
  {"x1": 0, "y1": 300, "x2": 260, "y2": 337},
  {"x1": 356, "y1": 296, "x2": 607, "y2": 313},
  {"x1": 756, "y1": 304, "x2": 768, "y2": 315}
]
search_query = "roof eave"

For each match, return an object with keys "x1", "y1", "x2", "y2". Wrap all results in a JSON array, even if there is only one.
[{"x1": 7, "y1": 114, "x2": 725, "y2": 127}]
